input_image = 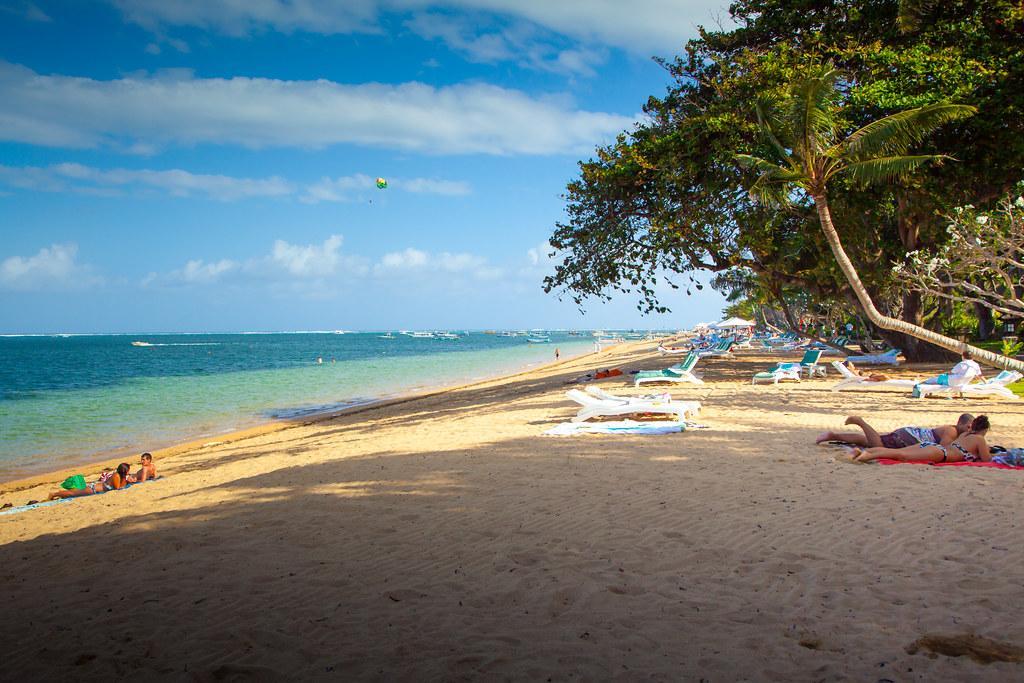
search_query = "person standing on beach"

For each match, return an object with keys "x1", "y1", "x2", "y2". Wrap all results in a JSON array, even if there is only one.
[
  {"x1": 816, "y1": 413, "x2": 973, "y2": 448},
  {"x1": 555, "y1": 348, "x2": 560, "y2": 360}
]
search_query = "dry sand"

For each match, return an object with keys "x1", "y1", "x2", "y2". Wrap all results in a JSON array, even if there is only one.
[{"x1": 2, "y1": 342, "x2": 1024, "y2": 680}]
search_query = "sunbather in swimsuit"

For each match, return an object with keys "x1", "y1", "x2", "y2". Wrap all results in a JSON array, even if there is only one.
[
  {"x1": 47, "y1": 463, "x2": 131, "y2": 500},
  {"x1": 917, "y1": 441, "x2": 948, "y2": 462},
  {"x1": 950, "y1": 440, "x2": 980, "y2": 463},
  {"x1": 853, "y1": 416, "x2": 990, "y2": 464}
]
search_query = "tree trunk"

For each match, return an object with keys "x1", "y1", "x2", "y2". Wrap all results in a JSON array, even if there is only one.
[
  {"x1": 975, "y1": 302, "x2": 996, "y2": 341},
  {"x1": 813, "y1": 194, "x2": 1024, "y2": 371}
]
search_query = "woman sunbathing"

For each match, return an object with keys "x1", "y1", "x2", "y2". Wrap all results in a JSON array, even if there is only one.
[
  {"x1": 851, "y1": 415, "x2": 990, "y2": 464},
  {"x1": 842, "y1": 360, "x2": 890, "y2": 382},
  {"x1": 48, "y1": 463, "x2": 132, "y2": 500}
]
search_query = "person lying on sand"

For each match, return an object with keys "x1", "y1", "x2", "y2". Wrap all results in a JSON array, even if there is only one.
[
  {"x1": 851, "y1": 415, "x2": 991, "y2": 464},
  {"x1": 47, "y1": 463, "x2": 132, "y2": 500},
  {"x1": 130, "y1": 452, "x2": 157, "y2": 483},
  {"x1": 816, "y1": 413, "x2": 973, "y2": 448}
]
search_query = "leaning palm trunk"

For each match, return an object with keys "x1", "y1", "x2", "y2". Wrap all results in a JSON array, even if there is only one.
[{"x1": 814, "y1": 195, "x2": 1024, "y2": 371}]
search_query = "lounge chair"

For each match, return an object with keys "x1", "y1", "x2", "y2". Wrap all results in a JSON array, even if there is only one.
[
  {"x1": 916, "y1": 370, "x2": 1022, "y2": 400},
  {"x1": 963, "y1": 371, "x2": 1023, "y2": 400},
  {"x1": 829, "y1": 360, "x2": 919, "y2": 392},
  {"x1": 564, "y1": 389, "x2": 696, "y2": 423},
  {"x1": 845, "y1": 348, "x2": 901, "y2": 365},
  {"x1": 751, "y1": 349, "x2": 823, "y2": 384},
  {"x1": 634, "y1": 353, "x2": 703, "y2": 387},
  {"x1": 584, "y1": 385, "x2": 701, "y2": 417},
  {"x1": 697, "y1": 340, "x2": 734, "y2": 358},
  {"x1": 658, "y1": 345, "x2": 691, "y2": 355}
]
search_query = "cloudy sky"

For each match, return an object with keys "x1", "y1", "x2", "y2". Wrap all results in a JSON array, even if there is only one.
[{"x1": 0, "y1": 0, "x2": 729, "y2": 332}]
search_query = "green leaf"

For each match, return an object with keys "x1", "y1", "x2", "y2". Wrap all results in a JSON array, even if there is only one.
[
  {"x1": 841, "y1": 154, "x2": 945, "y2": 185},
  {"x1": 844, "y1": 103, "x2": 976, "y2": 160}
]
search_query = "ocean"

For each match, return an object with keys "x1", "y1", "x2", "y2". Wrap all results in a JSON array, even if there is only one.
[{"x1": 0, "y1": 331, "x2": 599, "y2": 481}]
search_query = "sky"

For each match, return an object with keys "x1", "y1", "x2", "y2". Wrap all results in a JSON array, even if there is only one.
[{"x1": 0, "y1": 0, "x2": 731, "y2": 333}]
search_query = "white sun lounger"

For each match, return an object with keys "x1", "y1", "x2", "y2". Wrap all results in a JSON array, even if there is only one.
[
  {"x1": 844, "y1": 348, "x2": 902, "y2": 365},
  {"x1": 584, "y1": 385, "x2": 701, "y2": 418},
  {"x1": 829, "y1": 361, "x2": 919, "y2": 392},
  {"x1": 565, "y1": 389, "x2": 697, "y2": 423},
  {"x1": 658, "y1": 345, "x2": 691, "y2": 355},
  {"x1": 915, "y1": 370, "x2": 1022, "y2": 400}
]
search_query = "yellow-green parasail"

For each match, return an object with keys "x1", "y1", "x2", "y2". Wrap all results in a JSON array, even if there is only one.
[{"x1": 376, "y1": 177, "x2": 388, "y2": 189}]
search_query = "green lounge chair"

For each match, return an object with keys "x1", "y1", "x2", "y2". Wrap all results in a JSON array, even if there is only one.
[
  {"x1": 752, "y1": 349, "x2": 823, "y2": 384},
  {"x1": 634, "y1": 353, "x2": 703, "y2": 387}
]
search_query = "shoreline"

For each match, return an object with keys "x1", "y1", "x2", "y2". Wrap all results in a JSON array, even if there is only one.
[{"x1": 0, "y1": 342, "x2": 616, "y2": 493}]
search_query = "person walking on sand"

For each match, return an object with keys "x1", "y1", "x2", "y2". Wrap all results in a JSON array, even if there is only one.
[
  {"x1": 816, "y1": 413, "x2": 973, "y2": 448},
  {"x1": 852, "y1": 415, "x2": 991, "y2": 464}
]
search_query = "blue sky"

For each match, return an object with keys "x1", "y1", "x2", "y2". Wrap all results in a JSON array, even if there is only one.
[{"x1": 0, "y1": 0, "x2": 730, "y2": 333}]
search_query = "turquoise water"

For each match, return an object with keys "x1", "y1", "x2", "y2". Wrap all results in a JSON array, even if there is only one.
[{"x1": 0, "y1": 332, "x2": 596, "y2": 480}]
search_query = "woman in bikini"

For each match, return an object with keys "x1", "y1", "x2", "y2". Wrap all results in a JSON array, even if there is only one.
[
  {"x1": 851, "y1": 415, "x2": 991, "y2": 464},
  {"x1": 47, "y1": 463, "x2": 132, "y2": 500}
]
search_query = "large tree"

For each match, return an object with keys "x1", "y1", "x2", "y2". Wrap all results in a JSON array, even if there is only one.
[
  {"x1": 735, "y1": 66, "x2": 1024, "y2": 371},
  {"x1": 545, "y1": 0, "x2": 1024, "y2": 361}
]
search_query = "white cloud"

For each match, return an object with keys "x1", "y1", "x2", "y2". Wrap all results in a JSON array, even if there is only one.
[
  {"x1": 178, "y1": 259, "x2": 238, "y2": 283},
  {"x1": 270, "y1": 235, "x2": 345, "y2": 277},
  {"x1": 0, "y1": 62, "x2": 634, "y2": 155},
  {"x1": 0, "y1": 243, "x2": 97, "y2": 291},
  {"x1": 405, "y1": 12, "x2": 605, "y2": 76},
  {"x1": 380, "y1": 247, "x2": 429, "y2": 269},
  {"x1": 156, "y1": 235, "x2": 367, "y2": 289},
  {"x1": 108, "y1": 1, "x2": 728, "y2": 54},
  {"x1": 1, "y1": 1, "x2": 51, "y2": 22},
  {"x1": 0, "y1": 162, "x2": 294, "y2": 200},
  {"x1": 0, "y1": 164, "x2": 468, "y2": 203},
  {"x1": 301, "y1": 174, "x2": 383, "y2": 203},
  {"x1": 376, "y1": 247, "x2": 500, "y2": 280},
  {"x1": 526, "y1": 240, "x2": 554, "y2": 266}
]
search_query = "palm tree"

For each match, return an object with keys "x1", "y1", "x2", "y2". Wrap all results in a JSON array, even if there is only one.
[{"x1": 736, "y1": 66, "x2": 1024, "y2": 372}]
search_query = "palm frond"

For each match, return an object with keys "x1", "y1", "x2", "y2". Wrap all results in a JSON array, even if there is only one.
[
  {"x1": 845, "y1": 104, "x2": 976, "y2": 160},
  {"x1": 735, "y1": 154, "x2": 805, "y2": 207},
  {"x1": 748, "y1": 180, "x2": 793, "y2": 208},
  {"x1": 791, "y1": 66, "x2": 841, "y2": 156},
  {"x1": 841, "y1": 154, "x2": 947, "y2": 186},
  {"x1": 753, "y1": 96, "x2": 791, "y2": 164},
  {"x1": 737, "y1": 152, "x2": 798, "y2": 179}
]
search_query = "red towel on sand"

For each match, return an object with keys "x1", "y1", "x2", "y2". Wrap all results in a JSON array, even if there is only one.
[{"x1": 877, "y1": 459, "x2": 1024, "y2": 470}]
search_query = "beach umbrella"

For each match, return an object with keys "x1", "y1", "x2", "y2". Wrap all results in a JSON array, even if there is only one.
[{"x1": 714, "y1": 317, "x2": 756, "y2": 329}]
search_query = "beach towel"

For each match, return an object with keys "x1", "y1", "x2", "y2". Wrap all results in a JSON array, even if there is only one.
[
  {"x1": 0, "y1": 499, "x2": 72, "y2": 516},
  {"x1": 876, "y1": 459, "x2": 1024, "y2": 471},
  {"x1": 544, "y1": 420, "x2": 708, "y2": 436}
]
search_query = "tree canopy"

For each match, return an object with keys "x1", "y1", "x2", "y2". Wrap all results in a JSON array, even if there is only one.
[{"x1": 545, "y1": 0, "x2": 1024, "y2": 360}]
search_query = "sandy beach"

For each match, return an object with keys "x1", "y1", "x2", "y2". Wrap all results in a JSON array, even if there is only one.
[{"x1": 3, "y1": 340, "x2": 1024, "y2": 680}]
